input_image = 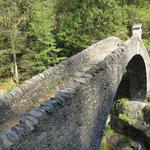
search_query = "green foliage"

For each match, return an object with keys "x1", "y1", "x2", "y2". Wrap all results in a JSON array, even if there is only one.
[
  {"x1": 112, "y1": 97, "x2": 129, "y2": 114},
  {"x1": 0, "y1": 0, "x2": 150, "y2": 88},
  {"x1": 56, "y1": 0, "x2": 128, "y2": 54},
  {"x1": 101, "y1": 124, "x2": 133, "y2": 150},
  {"x1": 104, "y1": 124, "x2": 114, "y2": 135},
  {"x1": 0, "y1": 77, "x2": 16, "y2": 91},
  {"x1": 119, "y1": 114, "x2": 137, "y2": 125},
  {"x1": 117, "y1": 0, "x2": 149, "y2": 6},
  {"x1": 101, "y1": 125, "x2": 114, "y2": 150},
  {"x1": 25, "y1": 0, "x2": 64, "y2": 75},
  {"x1": 0, "y1": 0, "x2": 65, "y2": 81},
  {"x1": 101, "y1": 140, "x2": 111, "y2": 150},
  {"x1": 0, "y1": 0, "x2": 27, "y2": 80},
  {"x1": 116, "y1": 98, "x2": 129, "y2": 110},
  {"x1": 124, "y1": 1, "x2": 150, "y2": 48},
  {"x1": 115, "y1": 99, "x2": 137, "y2": 125}
]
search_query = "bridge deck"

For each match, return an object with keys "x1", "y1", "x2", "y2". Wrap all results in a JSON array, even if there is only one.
[
  {"x1": 0, "y1": 36, "x2": 150, "y2": 149},
  {"x1": 0, "y1": 42, "x2": 119, "y2": 133}
]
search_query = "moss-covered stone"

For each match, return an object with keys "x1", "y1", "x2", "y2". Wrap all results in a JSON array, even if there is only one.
[
  {"x1": 101, "y1": 125, "x2": 114, "y2": 150},
  {"x1": 117, "y1": 98, "x2": 129, "y2": 109},
  {"x1": 119, "y1": 114, "x2": 138, "y2": 125},
  {"x1": 113, "y1": 98, "x2": 129, "y2": 115},
  {"x1": 101, "y1": 125, "x2": 145, "y2": 150}
]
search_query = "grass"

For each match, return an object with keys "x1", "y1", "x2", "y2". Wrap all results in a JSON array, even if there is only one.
[{"x1": 0, "y1": 78, "x2": 16, "y2": 92}]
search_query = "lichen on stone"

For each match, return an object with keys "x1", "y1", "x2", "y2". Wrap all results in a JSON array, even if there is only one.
[
  {"x1": 113, "y1": 98, "x2": 129, "y2": 115},
  {"x1": 119, "y1": 114, "x2": 138, "y2": 125}
]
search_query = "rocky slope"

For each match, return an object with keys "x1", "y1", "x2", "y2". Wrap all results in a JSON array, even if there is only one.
[{"x1": 101, "y1": 99, "x2": 150, "y2": 150}]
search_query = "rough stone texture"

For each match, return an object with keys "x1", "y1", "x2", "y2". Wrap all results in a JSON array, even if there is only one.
[
  {"x1": 102, "y1": 132, "x2": 146, "y2": 150},
  {"x1": 0, "y1": 37, "x2": 122, "y2": 120},
  {"x1": 0, "y1": 36, "x2": 150, "y2": 150},
  {"x1": 110, "y1": 101, "x2": 150, "y2": 149}
]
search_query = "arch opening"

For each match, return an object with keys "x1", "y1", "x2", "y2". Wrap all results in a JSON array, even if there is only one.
[
  {"x1": 115, "y1": 70, "x2": 130, "y2": 100},
  {"x1": 100, "y1": 55, "x2": 147, "y2": 149},
  {"x1": 126, "y1": 54, "x2": 147, "y2": 101},
  {"x1": 114, "y1": 54, "x2": 147, "y2": 102}
]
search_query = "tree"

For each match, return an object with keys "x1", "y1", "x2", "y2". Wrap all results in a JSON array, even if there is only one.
[
  {"x1": 0, "y1": 0, "x2": 27, "y2": 83},
  {"x1": 56, "y1": 0, "x2": 128, "y2": 55},
  {"x1": 0, "y1": 0, "x2": 149, "y2": 86},
  {"x1": 117, "y1": 0, "x2": 149, "y2": 6},
  {"x1": 27, "y1": 0, "x2": 64, "y2": 75}
]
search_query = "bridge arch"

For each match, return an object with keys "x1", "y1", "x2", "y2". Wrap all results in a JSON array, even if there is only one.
[
  {"x1": 0, "y1": 37, "x2": 149, "y2": 150},
  {"x1": 99, "y1": 54, "x2": 147, "y2": 150},
  {"x1": 91, "y1": 51, "x2": 148, "y2": 149},
  {"x1": 126, "y1": 54, "x2": 147, "y2": 101},
  {"x1": 114, "y1": 54, "x2": 147, "y2": 102}
]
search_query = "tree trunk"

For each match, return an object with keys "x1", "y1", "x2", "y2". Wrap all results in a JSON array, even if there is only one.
[{"x1": 13, "y1": 53, "x2": 19, "y2": 83}]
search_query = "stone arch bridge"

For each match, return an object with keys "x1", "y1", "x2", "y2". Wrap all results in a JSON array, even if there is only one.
[{"x1": 0, "y1": 36, "x2": 150, "y2": 150}]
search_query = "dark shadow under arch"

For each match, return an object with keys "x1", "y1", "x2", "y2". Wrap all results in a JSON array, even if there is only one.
[
  {"x1": 115, "y1": 70, "x2": 130, "y2": 100},
  {"x1": 127, "y1": 54, "x2": 147, "y2": 101},
  {"x1": 115, "y1": 54, "x2": 147, "y2": 102},
  {"x1": 100, "y1": 54, "x2": 147, "y2": 149}
]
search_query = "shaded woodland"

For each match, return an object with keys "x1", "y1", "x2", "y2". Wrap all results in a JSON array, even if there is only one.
[{"x1": 0, "y1": 0, "x2": 150, "y2": 87}]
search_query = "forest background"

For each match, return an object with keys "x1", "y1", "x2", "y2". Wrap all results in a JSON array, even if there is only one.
[{"x1": 0, "y1": 0, "x2": 150, "y2": 89}]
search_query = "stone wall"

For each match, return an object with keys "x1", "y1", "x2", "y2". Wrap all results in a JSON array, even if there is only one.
[
  {"x1": 0, "y1": 36, "x2": 149, "y2": 150},
  {"x1": 110, "y1": 100, "x2": 150, "y2": 149},
  {"x1": 0, "y1": 37, "x2": 121, "y2": 114},
  {"x1": 0, "y1": 37, "x2": 122, "y2": 133}
]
